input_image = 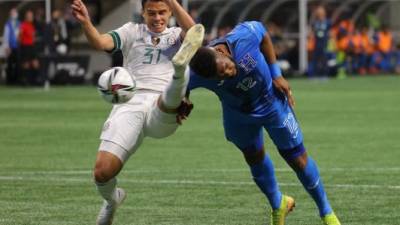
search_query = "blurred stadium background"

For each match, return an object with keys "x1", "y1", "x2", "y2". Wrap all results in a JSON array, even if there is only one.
[
  {"x1": 0, "y1": 1, "x2": 399, "y2": 225},
  {"x1": 1, "y1": 0, "x2": 400, "y2": 85}
]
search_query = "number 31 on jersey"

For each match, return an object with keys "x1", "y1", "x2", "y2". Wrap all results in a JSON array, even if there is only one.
[{"x1": 143, "y1": 47, "x2": 162, "y2": 64}]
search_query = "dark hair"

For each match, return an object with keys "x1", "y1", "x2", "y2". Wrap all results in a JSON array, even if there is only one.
[
  {"x1": 141, "y1": 0, "x2": 164, "y2": 9},
  {"x1": 189, "y1": 47, "x2": 218, "y2": 78}
]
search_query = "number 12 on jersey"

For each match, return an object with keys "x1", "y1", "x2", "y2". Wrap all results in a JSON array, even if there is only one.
[{"x1": 143, "y1": 48, "x2": 162, "y2": 64}]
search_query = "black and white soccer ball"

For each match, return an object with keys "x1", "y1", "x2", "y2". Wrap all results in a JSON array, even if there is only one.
[{"x1": 98, "y1": 67, "x2": 136, "y2": 104}]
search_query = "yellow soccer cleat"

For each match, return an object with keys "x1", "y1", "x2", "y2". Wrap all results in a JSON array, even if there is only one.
[
  {"x1": 271, "y1": 195, "x2": 295, "y2": 225},
  {"x1": 321, "y1": 212, "x2": 341, "y2": 225}
]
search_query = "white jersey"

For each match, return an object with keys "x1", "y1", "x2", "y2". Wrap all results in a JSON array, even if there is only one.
[{"x1": 108, "y1": 23, "x2": 182, "y2": 92}]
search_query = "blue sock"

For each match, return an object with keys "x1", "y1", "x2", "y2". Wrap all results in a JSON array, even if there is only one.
[
  {"x1": 250, "y1": 154, "x2": 282, "y2": 209},
  {"x1": 296, "y1": 157, "x2": 332, "y2": 216}
]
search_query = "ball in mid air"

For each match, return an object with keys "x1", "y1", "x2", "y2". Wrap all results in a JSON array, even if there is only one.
[{"x1": 98, "y1": 67, "x2": 136, "y2": 104}]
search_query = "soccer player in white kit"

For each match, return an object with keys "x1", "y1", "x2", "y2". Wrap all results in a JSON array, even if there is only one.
[{"x1": 71, "y1": 0, "x2": 204, "y2": 224}]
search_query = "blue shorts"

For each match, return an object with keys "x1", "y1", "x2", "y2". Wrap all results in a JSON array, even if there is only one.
[{"x1": 223, "y1": 97, "x2": 304, "y2": 155}]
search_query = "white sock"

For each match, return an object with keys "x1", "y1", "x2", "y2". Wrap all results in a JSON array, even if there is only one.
[
  {"x1": 95, "y1": 177, "x2": 117, "y2": 204},
  {"x1": 161, "y1": 65, "x2": 189, "y2": 109}
]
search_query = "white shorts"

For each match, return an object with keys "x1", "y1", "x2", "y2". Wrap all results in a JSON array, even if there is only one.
[{"x1": 99, "y1": 90, "x2": 179, "y2": 163}]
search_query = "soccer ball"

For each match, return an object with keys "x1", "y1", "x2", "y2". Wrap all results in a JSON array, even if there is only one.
[{"x1": 98, "y1": 67, "x2": 136, "y2": 104}]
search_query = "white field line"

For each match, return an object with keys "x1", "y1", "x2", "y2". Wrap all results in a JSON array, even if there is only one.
[
  {"x1": 2, "y1": 167, "x2": 400, "y2": 175},
  {"x1": 0, "y1": 175, "x2": 399, "y2": 190}
]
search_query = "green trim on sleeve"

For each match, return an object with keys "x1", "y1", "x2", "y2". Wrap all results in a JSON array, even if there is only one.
[{"x1": 107, "y1": 31, "x2": 122, "y2": 54}]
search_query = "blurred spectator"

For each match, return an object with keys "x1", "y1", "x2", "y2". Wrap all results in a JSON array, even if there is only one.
[
  {"x1": 366, "y1": 12, "x2": 380, "y2": 31},
  {"x1": 2, "y1": 8, "x2": 20, "y2": 85},
  {"x1": 325, "y1": 31, "x2": 338, "y2": 77},
  {"x1": 337, "y1": 17, "x2": 355, "y2": 37},
  {"x1": 347, "y1": 28, "x2": 362, "y2": 74},
  {"x1": 189, "y1": 8, "x2": 200, "y2": 24},
  {"x1": 335, "y1": 26, "x2": 352, "y2": 78},
  {"x1": 309, "y1": 5, "x2": 332, "y2": 77},
  {"x1": 267, "y1": 22, "x2": 294, "y2": 74},
  {"x1": 34, "y1": 8, "x2": 47, "y2": 53},
  {"x1": 307, "y1": 28, "x2": 315, "y2": 75},
  {"x1": 19, "y1": 10, "x2": 40, "y2": 86},
  {"x1": 63, "y1": 5, "x2": 81, "y2": 33},
  {"x1": 358, "y1": 26, "x2": 374, "y2": 74},
  {"x1": 85, "y1": 0, "x2": 102, "y2": 25},
  {"x1": 372, "y1": 24, "x2": 393, "y2": 73},
  {"x1": 50, "y1": 9, "x2": 70, "y2": 55},
  {"x1": 267, "y1": 22, "x2": 286, "y2": 56},
  {"x1": 329, "y1": 15, "x2": 357, "y2": 78},
  {"x1": 393, "y1": 43, "x2": 400, "y2": 74}
]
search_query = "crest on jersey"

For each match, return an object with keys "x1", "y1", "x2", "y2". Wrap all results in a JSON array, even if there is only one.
[
  {"x1": 151, "y1": 36, "x2": 160, "y2": 46},
  {"x1": 238, "y1": 53, "x2": 257, "y2": 73},
  {"x1": 167, "y1": 37, "x2": 177, "y2": 45}
]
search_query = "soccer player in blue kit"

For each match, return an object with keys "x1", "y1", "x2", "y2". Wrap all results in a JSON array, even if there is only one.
[{"x1": 187, "y1": 21, "x2": 341, "y2": 225}]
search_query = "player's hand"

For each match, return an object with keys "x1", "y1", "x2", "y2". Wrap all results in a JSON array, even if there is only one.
[
  {"x1": 71, "y1": 0, "x2": 91, "y2": 24},
  {"x1": 176, "y1": 97, "x2": 194, "y2": 125},
  {"x1": 273, "y1": 76, "x2": 295, "y2": 108}
]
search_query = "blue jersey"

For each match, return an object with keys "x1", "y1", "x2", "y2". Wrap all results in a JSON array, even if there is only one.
[
  {"x1": 188, "y1": 21, "x2": 278, "y2": 118},
  {"x1": 312, "y1": 19, "x2": 331, "y2": 51}
]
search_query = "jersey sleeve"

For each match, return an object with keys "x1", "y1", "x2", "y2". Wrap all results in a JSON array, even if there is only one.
[
  {"x1": 107, "y1": 22, "x2": 136, "y2": 53},
  {"x1": 247, "y1": 21, "x2": 267, "y2": 43},
  {"x1": 170, "y1": 27, "x2": 183, "y2": 45}
]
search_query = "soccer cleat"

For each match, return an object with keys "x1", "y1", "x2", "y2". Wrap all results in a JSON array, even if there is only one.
[
  {"x1": 271, "y1": 195, "x2": 295, "y2": 225},
  {"x1": 321, "y1": 212, "x2": 341, "y2": 225},
  {"x1": 172, "y1": 24, "x2": 205, "y2": 67},
  {"x1": 96, "y1": 188, "x2": 126, "y2": 225}
]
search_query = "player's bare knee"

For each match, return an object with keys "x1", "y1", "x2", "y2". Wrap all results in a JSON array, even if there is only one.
[
  {"x1": 93, "y1": 152, "x2": 122, "y2": 183},
  {"x1": 243, "y1": 149, "x2": 265, "y2": 166},
  {"x1": 93, "y1": 164, "x2": 116, "y2": 183}
]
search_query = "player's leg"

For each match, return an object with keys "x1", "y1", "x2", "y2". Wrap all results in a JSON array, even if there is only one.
[
  {"x1": 283, "y1": 148, "x2": 331, "y2": 213},
  {"x1": 240, "y1": 143, "x2": 295, "y2": 225},
  {"x1": 94, "y1": 150, "x2": 123, "y2": 201},
  {"x1": 95, "y1": 99, "x2": 147, "y2": 225},
  {"x1": 223, "y1": 116, "x2": 293, "y2": 225},
  {"x1": 226, "y1": 128, "x2": 282, "y2": 210},
  {"x1": 281, "y1": 148, "x2": 340, "y2": 225},
  {"x1": 159, "y1": 24, "x2": 204, "y2": 111},
  {"x1": 94, "y1": 147, "x2": 127, "y2": 225},
  {"x1": 265, "y1": 99, "x2": 340, "y2": 224}
]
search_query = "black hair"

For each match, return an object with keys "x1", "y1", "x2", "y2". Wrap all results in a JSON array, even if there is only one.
[
  {"x1": 141, "y1": 0, "x2": 164, "y2": 9},
  {"x1": 189, "y1": 47, "x2": 218, "y2": 79},
  {"x1": 141, "y1": 0, "x2": 147, "y2": 8}
]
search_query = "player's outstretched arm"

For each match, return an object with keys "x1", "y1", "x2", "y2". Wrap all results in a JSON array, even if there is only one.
[
  {"x1": 71, "y1": 0, "x2": 114, "y2": 51},
  {"x1": 260, "y1": 32, "x2": 295, "y2": 107},
  {"x1": 163, "y1": 0, "x2": 195, "y2": 35}
]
